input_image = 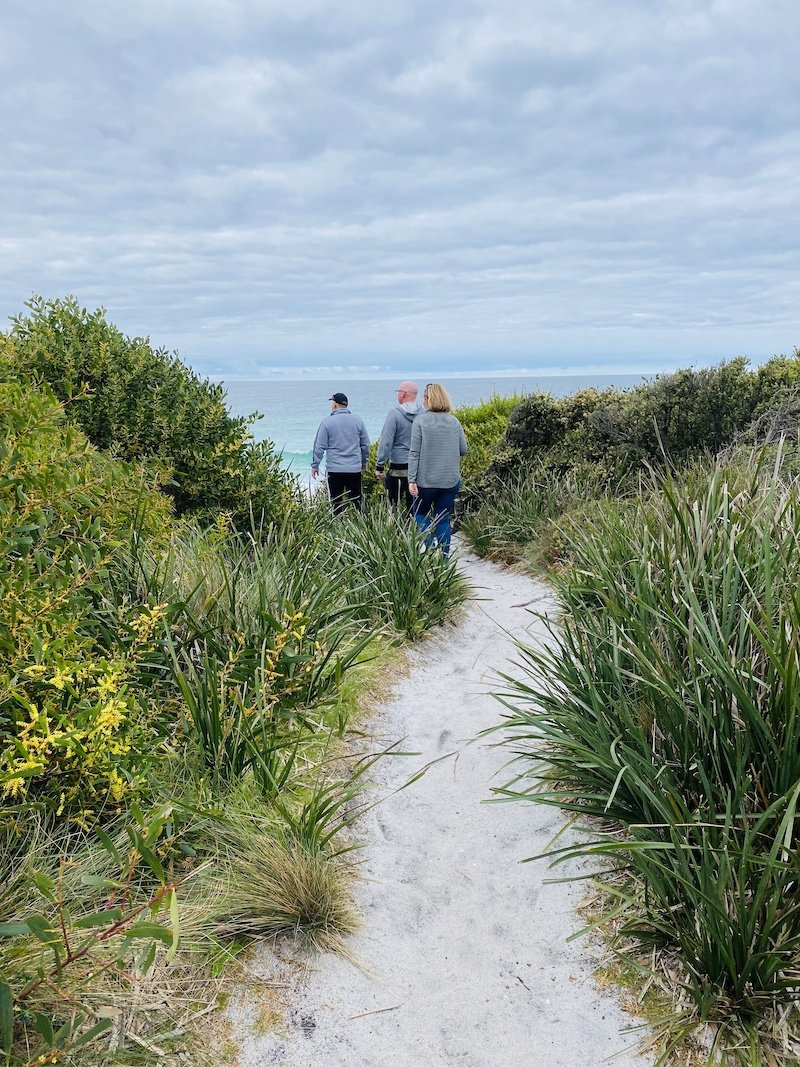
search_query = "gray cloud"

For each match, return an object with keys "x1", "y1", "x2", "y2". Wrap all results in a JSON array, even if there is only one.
[{"x1": 2, "y1": 0, "x2": 799, "y2": 377}]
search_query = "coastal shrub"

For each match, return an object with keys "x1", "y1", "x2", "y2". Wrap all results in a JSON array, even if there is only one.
[
  {"x1": 753, "y1": 348, "x2": 800, "y2": 415},
  {"x1": 7, "y1": 295, "x2": 294, "y2": 525},
  {"x1": 0, "y1": 371, "x2": 174, "y2": 819},
  {"x1": 454, "y1": 394, "x2": 519, "y2": 489},
  {"x1": 495, "y1": 443, "x2": 800, "y2": 1056},
  {"x1": 484, "y1": 355, "x2": 800, "y2": 491},
  {"x1": 460, "y1": 465, "x2": 615, "y2": 566},
  {"x1": 104, "y1": 515, "x2": 372, "y2": 794}
]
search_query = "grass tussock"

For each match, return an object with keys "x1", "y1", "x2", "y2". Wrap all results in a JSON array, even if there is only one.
[{"x1": 212, "y1": 828, "x2": 361, "y2": 953}]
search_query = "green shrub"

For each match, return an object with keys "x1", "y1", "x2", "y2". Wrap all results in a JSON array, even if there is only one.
[
  {"x1": 0, "y1": 365, "x2": 174, "y2": 820},
  {"x1": 486, "y1": 355, "x2": 800, "y2": 493},
  {"x1": 336, "y1": 508, "x2": 470, "y2": 638},
  {"x1": 455, "y1": 394, "x2": 519, "y2": 489},
  {"x1": 7, "y1": 296, "x2": 295, "y2": 525}
]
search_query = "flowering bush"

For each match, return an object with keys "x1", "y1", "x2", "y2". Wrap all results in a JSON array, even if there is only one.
[{"x1": 0, "y1": 360, "x2": 173, "y2": 820}]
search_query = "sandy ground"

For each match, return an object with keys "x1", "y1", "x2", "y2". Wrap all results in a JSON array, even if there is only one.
[{"x1": 229, "y1": 550, "x2": 653, "y2": 1067}]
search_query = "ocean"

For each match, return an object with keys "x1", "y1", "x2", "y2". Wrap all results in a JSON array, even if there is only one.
[{"x1": 222, "y1": 374, "x2": 647, "y2": 478}]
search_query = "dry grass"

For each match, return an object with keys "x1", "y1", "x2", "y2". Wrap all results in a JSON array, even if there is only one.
[{"x1": 212, "y1": 830, "x2": 361, "y2": 954}]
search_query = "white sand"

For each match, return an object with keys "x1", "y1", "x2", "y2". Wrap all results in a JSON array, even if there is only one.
[{"x1": 232, "y1": 551, "x2": 653, "y2": 1067}]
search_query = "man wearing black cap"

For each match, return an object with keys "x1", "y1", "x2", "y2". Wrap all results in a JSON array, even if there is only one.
[{"x1": 311, "y1": 392, "x2": 370, "y2": 513}]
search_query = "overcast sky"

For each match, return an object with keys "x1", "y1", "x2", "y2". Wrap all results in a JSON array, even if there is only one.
[{"x1": 2, "y1": 0, "x2": 799, "y2": 379}]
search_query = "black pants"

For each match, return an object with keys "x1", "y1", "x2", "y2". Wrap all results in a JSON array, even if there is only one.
[
  {"x1": 385, "y1": 468, "x2": 414, "y2": 513},
  {"x1": 327, "y1": 471, "x2": 363, "y2": 514}
]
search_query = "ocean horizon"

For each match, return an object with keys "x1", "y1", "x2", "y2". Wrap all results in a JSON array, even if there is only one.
[{"x1": 223, "y1": 373, "x2": 648, "y2": 478}]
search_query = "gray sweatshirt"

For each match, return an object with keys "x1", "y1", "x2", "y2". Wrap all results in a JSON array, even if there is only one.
[
  {"x1": 311, "y1": 408, "x2": 370, "y2": 473},
  {"x1": 376, "y1": 401, "x2": 423, "y2": 470},
  {"x1": 407, "y1": 411, "x2": 468, "y2": 488}
]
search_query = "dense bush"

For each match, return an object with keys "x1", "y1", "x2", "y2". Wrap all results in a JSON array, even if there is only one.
[
  {"x1": 478, "y1": 353, "x2": 800, "y2": 490},
  {"x1": 0, "y1": 355, "x2": 174, "y2": 818},
  {"x1": 7, "y1": 296, "x2": 295, "y2": 524},
  {"x1": 454, "y1": 394, "x2": 519, "y2": 488}
]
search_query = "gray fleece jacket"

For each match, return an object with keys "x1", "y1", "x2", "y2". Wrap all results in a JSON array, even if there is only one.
[
  {"x1": 311, "y1": 408, "x2": 370, "y2": 473},
  {"x1": 408, "y1": 411, "x2": 468, "y2": 488},
  {"x1": 375, "y1": 401, "x2": 423, "y2": 471}
]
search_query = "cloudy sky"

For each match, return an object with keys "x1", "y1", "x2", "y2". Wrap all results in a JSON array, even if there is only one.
[{"x1": 2, "y1": 0, "x2": 799, "y2": 379}]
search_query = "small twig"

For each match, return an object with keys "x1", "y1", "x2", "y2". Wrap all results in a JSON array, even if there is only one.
[{"x1": 349, "y1": 1003, "x2": 403, "y2": 1020}]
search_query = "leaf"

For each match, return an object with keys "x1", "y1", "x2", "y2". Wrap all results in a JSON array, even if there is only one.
[
  {"x1": 139, "y1": 940, "x2": 158, "y2": 974},
  {"x1": 24, "y1": 914, "x2": 60, "y2": 946},
  {"x1": 80, "y1": 874, "x2": 126, "y2": 890},
  {"x1": 67, "y1": 1018, "x2": 113, "y2": 1051},
  {"x1": 0, "y1": 981, "x2": 13, "y2": 1056},
  {"x1": 33, "y1": 1010, "x2": 54, "y2": 1047},
  {"x1": 164, "y1": 888, "x2": 180, "y2": 965},
  {"x1": 126, "y1": 922, "x2": 173, "y2": 946},
  {"x1": 73, "y1": 908, "x2": 124, "y2": 930},
  {"x1": 0, "y1": 922, "x2": 30, "y2": 938},
  {"x1": 31, "y1": 871, "x2": 56, "y2": 902},
  {"x1": 93, "y1": 826, "x2": 122, "y2": 865}
]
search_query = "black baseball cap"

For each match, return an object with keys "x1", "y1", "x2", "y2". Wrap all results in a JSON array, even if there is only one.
[{"x1": 329, "y1": 392, "x2": 348, "y2": 405}]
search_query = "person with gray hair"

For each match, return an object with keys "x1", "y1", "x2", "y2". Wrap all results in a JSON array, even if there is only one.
[{"x1": 375, "y1": 380, "x2": 422, "y2": 511}]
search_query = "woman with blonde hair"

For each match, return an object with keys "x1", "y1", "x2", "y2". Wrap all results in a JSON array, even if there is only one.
[{"x1": 407, "y1": 383, "x2": 468, "y2": 557}]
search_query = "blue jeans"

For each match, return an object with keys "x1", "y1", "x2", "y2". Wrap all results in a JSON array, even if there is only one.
[{"x1": 413, "y1": 483, "x2": 460, "y2": 556}]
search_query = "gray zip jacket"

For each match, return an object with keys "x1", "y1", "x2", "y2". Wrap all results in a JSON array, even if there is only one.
[
  {"x1": 407, "y1": 411, "x2": 468, "y2": 488},
  {"x1": 376, "y1": 402, "x2": 423, "y2": 471},
  {"x1": 311, "y1": 408, "x2": 370, "y2": 473}
]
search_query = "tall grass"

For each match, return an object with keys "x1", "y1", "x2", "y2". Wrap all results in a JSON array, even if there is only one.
[
  {"x1": 495, "y1": 444, "x2": 800, "y2": 1059},
  {"x1": 336, "y1": 507, "x2": 470, "y2": 638},
  {"x1": 460, "y1": 466, "x2": 614, "y2": 565}
]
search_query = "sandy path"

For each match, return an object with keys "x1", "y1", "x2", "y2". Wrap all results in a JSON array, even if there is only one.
[{"x1": 233, "y1": 552, "x2": 652, "y2": 1067}]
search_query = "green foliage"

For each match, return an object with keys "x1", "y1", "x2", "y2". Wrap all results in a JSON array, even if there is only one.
[
  {"x1": 454, "y1": 394, "x2": 519, "y2": 489},
  {"x1": 7, "y1": 296, "x2": 295, "y2": 525},
  {"x1": 459, "y1": 353, "x2": 800, "y2": 501},
  {"x1": 0, "y1": 368, "x2": 173, "y2": 818},
  {"x1": 495, "y1": 444, "x2": 800, "y2": 1058},
  {"x1": 460, "y1": 465, "x2": 616, "y2": 566}
]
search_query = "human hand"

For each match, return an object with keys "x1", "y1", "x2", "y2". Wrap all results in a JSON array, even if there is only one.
[
  {"x1": 311, "y1": 468, "x2": 319, "y2": 481},
  {"x1": 408, "y1": 481, "x2": 419, "y2": 497}
]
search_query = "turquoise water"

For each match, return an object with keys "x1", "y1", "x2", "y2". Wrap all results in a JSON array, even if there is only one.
[{"x1": 223, "y1": 374, "x2": 647, "y2": 477}]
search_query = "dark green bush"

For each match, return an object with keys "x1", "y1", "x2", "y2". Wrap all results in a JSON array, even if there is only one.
[
  {"x1": 7, "y1": 296, "x2": 295, "y2": 525},
  {"x1": 485, "y1": 354, "x2": 800, "y2": 489}
]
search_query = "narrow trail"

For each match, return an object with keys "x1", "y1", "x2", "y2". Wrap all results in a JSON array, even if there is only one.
[{"x1": 232, "y1": 552, "x2": 653, "y2": 1067}]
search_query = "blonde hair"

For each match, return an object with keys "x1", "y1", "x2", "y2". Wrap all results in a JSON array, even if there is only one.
[{"x1": 423, "y1": 383, "x2": 452, "y2": 412}]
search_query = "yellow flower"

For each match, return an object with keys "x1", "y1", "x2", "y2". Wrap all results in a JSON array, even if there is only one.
[
  {"x1": 50, "y1": 668, "x2": 72, "y2": 691},
  {"x1": 2, "y1": 776, "x2": 26, "y2": 798},
  {"x1": 94, "y1": 671, "x2": 120, "y2": 697},
  {"x1": 96, "y1": 699, "x2": 126, "y2": 732},
  {"x1": 107, "y1": 769, "x2": 126, "y2": 801}
]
